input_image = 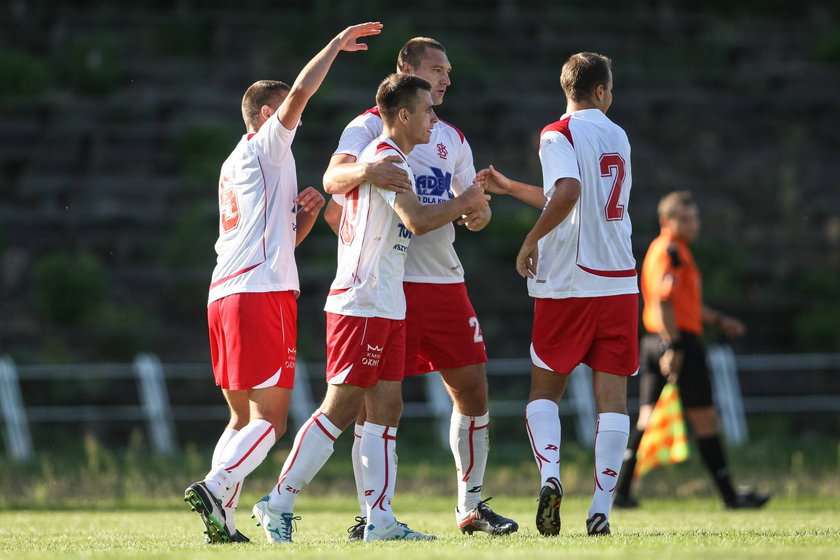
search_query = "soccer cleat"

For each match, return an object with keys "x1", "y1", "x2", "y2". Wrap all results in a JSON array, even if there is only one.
[
  {"x1": 347, "y1": 515, "x2": 366, "y2": 542},
  {"x1": 251, "y1": 495, "x2": 300, "y2": 543},
  {"x1": 535, "y1": 477, "x2": 563, "y2": 536},
  {"x1": 229, "y1": 530, "x2": 251, "y2": 543},
  {"x1": 725, "y1": 489, "x2": 771, "y2": 509},
  {"x1": 456, "y1": 497, "x2": 519, "y2": 536},
  {"x1": 612, "y1": 493, "x2": 639, "y2": 509},
  {"x1": 184, "y1": 481, "x2": 230, "y2": 544},
  {"x1": 205, "y1": 530, "x2": 250, "y2": 544},
  {"x1": 586, "y1": 513, "x2": 611, "y2": 536},
  {"x1": 363, "y1": 520, "x2": 437, "y2": 541}
]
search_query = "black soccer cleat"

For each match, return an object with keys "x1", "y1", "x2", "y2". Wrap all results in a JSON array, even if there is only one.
[
  {"x1": 535, "y1": 477, "x2": 563, "y2": 536},
  {"x1": 347, "y1": 516, "x2": 366, "y2": 542},
  {"x1": 612, "y1": 493, "x2": 639, "y2": 509},
  {"x1": 457, "y1": 497, "x2": 519, "y2": 536},
  {"x1": 586, "y1": 513, "x2": 611, "y2": 536},
  {"x1": 184, "y1": 481, "x2": 231, "y2": 544},
  {"x1": 725, "y1": 489, "x2": 771, "y2": 509}
]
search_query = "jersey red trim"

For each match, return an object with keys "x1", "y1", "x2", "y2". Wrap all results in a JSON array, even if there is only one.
[
  {"x1": 438, "y1": 118, "x2": 465, "y2": 143},
  {"x1": 209, "y1": 262, "x2": 263, "y2": 289},
  {"x1": 361, "y1": 106, "x2": 381, "y2": 119},
  {"x1": 541, "y1": 116, "x2": 574, "y2": 146},
  {"x1": 577, "y1": 264, "x2": 637, "y2": 278},
  {"x1": 375, "y1": 141, "x2": 407, "y2": 161},
  {"x1": 328, "y1": 288, "x2": 350, "y2": 296}
]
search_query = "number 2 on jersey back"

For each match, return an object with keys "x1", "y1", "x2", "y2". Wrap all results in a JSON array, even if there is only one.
[{"x1": 600, "y1": 153, "x2": 626, "y2": 221}]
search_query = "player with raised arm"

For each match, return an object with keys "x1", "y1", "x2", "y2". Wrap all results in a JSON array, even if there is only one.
[
  {"x1": 323, "y1": 36, "x2": 518, "y2": 540},
  {"x1": 519, "y1": 52, "x2": 637, "y2": 537},
  {"x1": 183, "y1": 22, "x2": 383, "y2": 544},
  {"x1": 250, "y1": 73, "x2": 489, "y2": 544}
]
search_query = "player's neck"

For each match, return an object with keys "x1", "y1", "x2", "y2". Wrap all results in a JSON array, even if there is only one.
[
  {"x1": 383, "y1": 127, "x2": 416, "y2": 156},
  {"x1": 566, "y1": 100, "x2": 600, "y2": 113}
]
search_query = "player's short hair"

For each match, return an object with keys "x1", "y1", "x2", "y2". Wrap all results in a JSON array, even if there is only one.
[
  {"x1": 397, "y1": 37, "x2": 446, "y2": 72},
  {"x1": 560, "y1": 52, "x2": 612, "y2": 102},
  {"x1": 376, "y1": 73, "x2": 432, "y2": 124},
  {"x1": 241, "y1": 80, "x2": 290, "y2": 130},
  {"x1": 658, "y1": 190, "x2": 696, "y2": 220}
]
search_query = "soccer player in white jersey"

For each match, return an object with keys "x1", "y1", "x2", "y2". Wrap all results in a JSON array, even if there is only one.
[
  {"x1": 183, "y1": 22, "x2": 383, "y2": 544},
  {"x1": 250, "y1": 74, "x2": 488, "y2": 544},
  {"x1": 322, "y1": 37, "x2": 518, "y2": 539},
  {"x1": 516, "y1": 52, "x2": 638, "y2": 537}
]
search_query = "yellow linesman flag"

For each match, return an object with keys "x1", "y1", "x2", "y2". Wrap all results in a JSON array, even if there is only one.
[{"x1": 633, "y1": 382, "x2": 689, "y2": 478}]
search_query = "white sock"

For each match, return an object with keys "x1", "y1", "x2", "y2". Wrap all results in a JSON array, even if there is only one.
[
  {"x1": 204, "y1": 419, "x2": 275, "y2": 499},
  {"x1": 212, "y1": 428, "x2": 239, "y2": 466},
  {"x1": 351, "y1": 423, "x2": 367, "y2": 518},
  {"x1": 450, "y1": 411, "x2": 489, "y2": 512},
  {"x1": 211, "y1": 427, "x2": 240, "y2": 532},
  {"x1": 525, "y1": 399, "x2": 561, "y2": 485},
  {"x1": 269, "y1": 410, "x2": 342, "y2": 513},
  {"x1": 589, "y1": 412, "x2": 630, "y2": 518},
  {"x1": 361, "y1": 422, "x2": 398, "y2": 528},
  {"x1": 222, "y1": 481, "x2": 243, "y2": 533}
]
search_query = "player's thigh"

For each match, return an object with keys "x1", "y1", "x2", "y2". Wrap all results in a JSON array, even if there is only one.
[
  {"x1": 221, "y1": 388, "x2": 251, "y2": 429},
  {"x1": 529, "y1": 364, "x2": 570, "y2": 403},
  {"x1": 592, "y1": 370, "x2": 628, "y2": 414},
  {"x1": 439, "y1": 363, "x2": 488, "y2": 415},
  {"x1": 320, "y1": 383, "x2": 367, "y2": 430},
  {"x1": 364, "y1": 379, "x2": 404, "y2": 427}
]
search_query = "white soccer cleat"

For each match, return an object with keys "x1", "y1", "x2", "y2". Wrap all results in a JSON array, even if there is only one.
[
  {"x1": 363, "y1": 520, "x2": 437, "y2": 541},
  {"x1": 251, "y1": 496, "x2": 300, "y2": 544}
]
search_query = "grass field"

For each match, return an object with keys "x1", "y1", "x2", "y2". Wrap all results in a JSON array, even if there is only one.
[{"x1": 1, "y1": 493, "x2": 838, "y2": 559}]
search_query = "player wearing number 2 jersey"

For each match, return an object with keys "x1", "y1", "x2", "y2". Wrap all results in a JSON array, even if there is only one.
[
  {"x1": 322, "y1": 37, "x2": 518, "y2": 538},
  {"x1": 258, "y1": 74, "x2": 488, "y2": 543},
  {"x1": 518, "y1": 52, "x2": 637, "y2": 538},
  {"x1": 183, "y1": 22, "x2": 383, "y2": 545}
]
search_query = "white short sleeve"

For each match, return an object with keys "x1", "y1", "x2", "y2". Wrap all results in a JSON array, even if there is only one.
[
  {"x1": 250, "y1": 113, "x2": 297, "y2": 165},
  {"x1": 539, "y1": 133, "x2": 579, "y2": 198}
]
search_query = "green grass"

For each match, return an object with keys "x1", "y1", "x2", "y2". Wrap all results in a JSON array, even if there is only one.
[{"x1": 1, "y1": 493, "x2": 838, "y2": 559}]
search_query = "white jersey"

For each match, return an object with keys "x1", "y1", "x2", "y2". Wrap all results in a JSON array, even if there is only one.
[
  {"x1": 332, "y1": 107, "x2": 475, "y2": 283},
  {"x1": 324, "y1": 137, "x2": 413, "y2": 320},
  {"x1": 530, "y1": 109, "x2": 638, "y2": 299},
  {"x1": 208, "y1": 114, "x2": 300, "y2": 304}
]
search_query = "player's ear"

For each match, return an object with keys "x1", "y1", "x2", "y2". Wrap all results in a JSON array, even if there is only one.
[
  {"x1": 400, "y1": 62, "x2": 413, "y2": 75},
  {"x1": 592, "y1": 84, "x2": 604, "y2": 102},
  {"x1": 398, "y1": 107, "x2": 409, "y2": 124}
]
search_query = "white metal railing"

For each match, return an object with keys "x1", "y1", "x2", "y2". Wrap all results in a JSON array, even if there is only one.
[{"x1": 2, "y1": 349, "x2": 839, "y2": 462}]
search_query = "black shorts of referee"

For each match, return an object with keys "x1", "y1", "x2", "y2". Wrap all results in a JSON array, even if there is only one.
[{"x1": 638, "y1": 332, "x2": 713, "y2": 409}]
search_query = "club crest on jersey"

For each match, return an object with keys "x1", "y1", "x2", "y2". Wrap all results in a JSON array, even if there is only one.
[
  {"x1": 416, "y1": 167, "x2": 452, "y2": 204},
  {"x1": 437, "y1": 143, "x2": 448, "y2": 159}
]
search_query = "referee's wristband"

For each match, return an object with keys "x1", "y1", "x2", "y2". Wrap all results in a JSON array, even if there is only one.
[{"x1": 659, "y1": 339, "x2": 684, "y2": 352}]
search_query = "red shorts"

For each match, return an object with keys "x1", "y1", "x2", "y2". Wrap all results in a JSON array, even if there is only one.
[
  {"x1": 531, "y1": 294, "x2": 639, "y2": 376},
  {"x1": 403, "y1": 282, "x2": 488, "y2": 377},
  {"x1": 208, "y1": 291, "x2": 297, "y2": 390},
  {"x1": 325, "y1": 313, "x2": 405, "y2": 388}
]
